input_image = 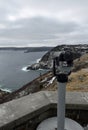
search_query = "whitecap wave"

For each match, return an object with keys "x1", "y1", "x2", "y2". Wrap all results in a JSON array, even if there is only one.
[
  {"x1": 22, "y1": 66, "x2": 30, "y2": 72},
  {"x1": 0, "y1": 88, "x2": 12, "y2": 93},
  {"x1": 36, "y1": 58, "x2": 41, "y2": 63},
  {"x1": 38, "y1": 68, "x2": 44, "y2": 71}
]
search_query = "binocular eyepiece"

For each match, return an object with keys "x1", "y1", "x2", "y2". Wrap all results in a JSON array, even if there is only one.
[{"x1": 54, "y1": 51, "x2": 73, "y2": 67}]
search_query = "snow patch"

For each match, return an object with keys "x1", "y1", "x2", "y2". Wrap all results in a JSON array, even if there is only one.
[
  {"x1": 41, "y1": 78, "x2": 48, "y2": 83},
  {"x1": 44, "y1": 77, "x2": 56, "y2": 88},
  {"x1": 48, "y1": 77, "x2": 56, "y2": 84}
]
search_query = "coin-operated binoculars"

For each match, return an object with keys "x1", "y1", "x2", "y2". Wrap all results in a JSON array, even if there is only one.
[{"x1": 53, "y1": 50, "x2": 73, "y2": 130}]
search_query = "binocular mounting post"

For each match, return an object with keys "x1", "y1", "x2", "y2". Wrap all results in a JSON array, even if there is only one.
[{"x1": 53, "y1": 50, "x2": 73, "y2": 130}]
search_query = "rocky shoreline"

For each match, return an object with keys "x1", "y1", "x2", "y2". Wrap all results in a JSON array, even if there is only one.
[
  {"x1": 0, "y1": 44, "x2": 88, "y2": 104},
  {"x1": 0, "y1": 71, "x2": 53, "y2": 104}
]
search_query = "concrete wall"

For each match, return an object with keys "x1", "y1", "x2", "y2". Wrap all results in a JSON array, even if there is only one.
[{"x1": 0, "y1": 91, "x2": 88, "y2": 130}]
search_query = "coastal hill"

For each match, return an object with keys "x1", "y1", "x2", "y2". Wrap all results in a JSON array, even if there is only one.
[
  {"x1": 1, "y1": 45, "x2": 88, "y2": 104},
  {"x1": 0, "y1": 46, "x2": 53, "y2": 52},
  {"x1": 28, "y1": 44, "x2": 88, "y2": 70}
]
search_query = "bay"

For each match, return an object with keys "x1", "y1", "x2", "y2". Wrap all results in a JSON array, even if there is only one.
[{"x1": 0, "y1": 50, "x2": 47, "y2": 92}]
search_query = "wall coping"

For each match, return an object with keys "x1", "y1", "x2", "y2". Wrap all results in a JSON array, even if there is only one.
[{"x1": 0, "y1": 91, "x2": 88, "y2": 129}]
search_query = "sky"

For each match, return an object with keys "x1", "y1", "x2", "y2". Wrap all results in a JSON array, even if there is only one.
[{"x1": 0, "y1": 0, "x2": 88, "y2": 47}]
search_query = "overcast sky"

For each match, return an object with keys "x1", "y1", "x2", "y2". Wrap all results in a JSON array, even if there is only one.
[{"x1": 0, "y1": 0, "x2": 88, "y2": 47}]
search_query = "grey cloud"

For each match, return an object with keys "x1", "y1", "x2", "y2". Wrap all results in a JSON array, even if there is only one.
[
  {"x1": 0, "y1": 0, "x2": 88, "y2": 46},
  {"x1": 0, "y1": 17, "x2": 79, "y2": 40}
]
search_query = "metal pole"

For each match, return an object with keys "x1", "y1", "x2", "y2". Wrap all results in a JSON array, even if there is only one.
[{"x1": 57, "y1": 82, "x2": 66, "y2": 130}]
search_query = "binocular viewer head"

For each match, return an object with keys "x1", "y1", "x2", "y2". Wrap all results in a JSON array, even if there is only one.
[
  {"x1": 53, "y1": 50, "x2": 73, "y2": 76},
  {"x1": 53, "y1": 50, "x2": 73, "y2": 66}
]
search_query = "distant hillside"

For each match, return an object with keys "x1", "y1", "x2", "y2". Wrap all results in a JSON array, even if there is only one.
[
  {"x1": 24, "y1": 46, "x2": 53, "y2": 52},
  {"x1": 0, "y1": 47, "x2": 53, "y2": 52}
]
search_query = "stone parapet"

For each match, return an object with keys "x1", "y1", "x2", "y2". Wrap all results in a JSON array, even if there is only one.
[{"x1": 0, "y1": 91, "x2": 88, "y2": 130}]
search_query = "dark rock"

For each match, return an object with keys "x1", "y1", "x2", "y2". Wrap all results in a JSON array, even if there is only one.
[{"x1": 27, "y1": 63, "x2": 40, "y2": 70}]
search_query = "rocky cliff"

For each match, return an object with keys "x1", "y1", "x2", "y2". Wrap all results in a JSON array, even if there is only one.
[
  {"x1": 40, "y1": 44, "x2": 88, "y2": 67},
  {"x1": 28, "y1": 44, "x2": 88, "y2": 70}
]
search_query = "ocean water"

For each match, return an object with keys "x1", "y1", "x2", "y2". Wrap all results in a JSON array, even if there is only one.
[{"x1": 0, "y1": 50, "x2": 47, "y2": 92}]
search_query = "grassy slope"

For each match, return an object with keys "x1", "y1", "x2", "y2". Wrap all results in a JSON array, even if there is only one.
[
  {"x1": 41, "y1": 53, "x2": 88, "y2": 92},
  {"x1": 67, "y1": 69, "x2": 88, "y2": 91}
]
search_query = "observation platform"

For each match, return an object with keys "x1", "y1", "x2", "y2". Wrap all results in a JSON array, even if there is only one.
[{"x1": 0, "y1": 91, "x2": 88, "y2": 130}]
